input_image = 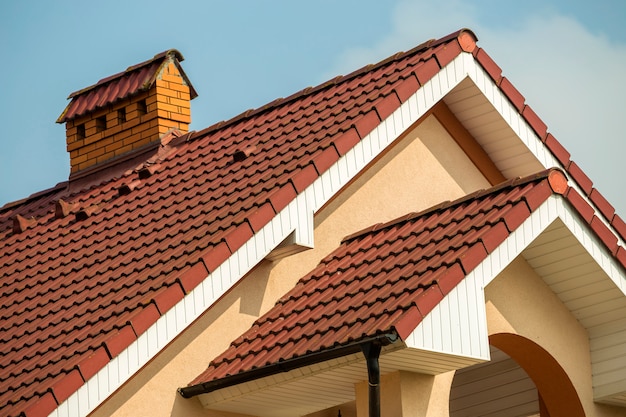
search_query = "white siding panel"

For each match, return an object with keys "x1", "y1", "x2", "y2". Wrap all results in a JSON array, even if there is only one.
[
  {"x1": 403, "y1": 196, "x2": 626, "y2": 375},
  {"x1": 450, "y1": 347, "x2": 539, "y2": 417},
  {"x1": 406, "y1": 273, "x2": 489, "y2": 363}
]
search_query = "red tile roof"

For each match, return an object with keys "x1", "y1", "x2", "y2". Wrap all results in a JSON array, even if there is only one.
[
  {"x1": 0, "y1": 30, "x2": 478, "y2": 417},
  {"x1": 56, "y1": 49, "x2": 198, "y2": 123},
  {"x1": 2, "y1": 27, "x2": 625, "y2": 416},
  {"x1": 184, "y1": 169, "x2": 576, "y2": 392}
]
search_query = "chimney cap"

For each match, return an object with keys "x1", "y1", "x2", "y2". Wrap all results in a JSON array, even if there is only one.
[{"x1": 56, "y1": 49, "x2": 197, "y2": 123}]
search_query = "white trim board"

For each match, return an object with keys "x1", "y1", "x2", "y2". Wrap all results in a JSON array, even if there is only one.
[{"x1": 196, "y1": 194, "x2": 626, "y2": 414}]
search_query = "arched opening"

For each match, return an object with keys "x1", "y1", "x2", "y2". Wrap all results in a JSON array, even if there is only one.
[
  {"x1": 449, "y1": 333, "x2": 584, "y2": 417},
  {"x1": 490, "y1": 333, "x2": 584, "y2": 417}
]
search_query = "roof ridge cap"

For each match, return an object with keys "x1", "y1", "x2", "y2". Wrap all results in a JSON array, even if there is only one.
[
  {"x1": 341, "y1": 168, "x2": 562, "y2": 244},
  {"x1": 192, "y1": 29, "x2": 475, "y2": 140},
  {"x1": 65, "y1": 49, "x2": 182, "y2": 100}
]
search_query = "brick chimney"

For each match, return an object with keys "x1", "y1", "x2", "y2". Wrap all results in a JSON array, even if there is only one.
[{"x1": 57, "y1": 50, "x2": 197, "y2": 176}]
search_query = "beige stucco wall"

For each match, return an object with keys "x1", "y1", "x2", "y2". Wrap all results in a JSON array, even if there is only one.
[
  {"x1": 354, "y1": 371, "x2": 456, "y2": 417},
  {"x1": 89, "y1": 115, "x2": 491, "y2": 417}
]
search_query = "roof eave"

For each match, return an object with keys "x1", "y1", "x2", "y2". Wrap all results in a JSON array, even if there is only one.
[
  {"x1": 179, "y1": 333, "x2": 398, "y2": 398},
  {"x1": 188, "y1": 192, "x2": 626, "y2": 414}
]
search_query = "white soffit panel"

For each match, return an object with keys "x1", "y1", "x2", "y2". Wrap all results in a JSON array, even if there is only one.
[{"x1": 444, "y1": 56, "x2": 555, "y2": 180}]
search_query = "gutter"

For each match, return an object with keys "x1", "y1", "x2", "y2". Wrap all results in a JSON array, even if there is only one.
[{"x1": 178, "y1": 332, "x2": 398, "y2": 399}]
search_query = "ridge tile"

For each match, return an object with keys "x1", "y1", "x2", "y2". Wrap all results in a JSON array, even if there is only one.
[
  {"x1": 498, "y1": 77, "x2": 525, "y2": 112},
  {"x1": 544, "y1": 133, "x2": 571, "y2": 166},
  {"x1": 567, "y1": 160, "x2": 594, "y2": 195},
  {"x1": 473, "y1": 48, "x2": 502, "y2": 83},
  {"x1": 521, "y1": 105, "x2": 548, "y2": 140},
  {"x1": 589, "y1": 188, "x2": 616, "y2": 221}
]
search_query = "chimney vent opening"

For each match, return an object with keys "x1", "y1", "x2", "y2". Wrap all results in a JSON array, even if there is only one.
[
  {"x1": 77, "y1": 124, "x2": 86, "y2": 140},
  {"x1": 96, "y1": 116, "x2": 106, "y2": 132},
  {"x1": 137, "y1": 99, "x2": 147, "y2": 116},
  {"x1": 117, "y1": 108, "x2": 126, "y2": 124},
  {"x1": 57, "y1": 49, "x2": 196, "y2": 176}
]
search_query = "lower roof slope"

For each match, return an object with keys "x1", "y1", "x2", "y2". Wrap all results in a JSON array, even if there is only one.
[{"x1": 184, "y1": 169, "x2": 575, "y2": 393}]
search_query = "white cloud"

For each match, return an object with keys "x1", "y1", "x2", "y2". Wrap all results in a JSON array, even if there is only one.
[{"x1": 325, "y1": 0, "x2": 626, "y2": 216}]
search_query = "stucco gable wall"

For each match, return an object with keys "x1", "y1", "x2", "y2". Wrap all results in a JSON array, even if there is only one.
[
  {"x1": 485, "y1": 257, "x2": 625, "y2": 417},
  {"x1": 89, "y1": 115, "x2": 491, "y2": 417}
]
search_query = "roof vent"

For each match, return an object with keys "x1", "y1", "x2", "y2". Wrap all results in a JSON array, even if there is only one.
[
  {"x1": 233, "y1": 145, "x2": 257, "y2": 163},
  {"x1": 12, "y1": 214, "x2": 37, "y2": 234}
]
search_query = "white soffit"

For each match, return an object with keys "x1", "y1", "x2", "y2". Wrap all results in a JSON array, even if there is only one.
[
  {"x1": 521, "y1": 204, "x2": 626, "y2": 405},
  {"x1": 444, "y1": 57, "x2": 556, "y2": 180},
  {"x1": 196, "y1": 342, "x2": 500, "y2": 417}
]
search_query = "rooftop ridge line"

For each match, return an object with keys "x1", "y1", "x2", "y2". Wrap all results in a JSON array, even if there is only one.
[{"x1": 341, "y1": 168, "x2": 566, "y2": 244}]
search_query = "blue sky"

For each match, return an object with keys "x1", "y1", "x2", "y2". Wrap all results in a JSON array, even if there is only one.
[{"x1": 1, "y1": 0, "x2": 625, "y2": 216}]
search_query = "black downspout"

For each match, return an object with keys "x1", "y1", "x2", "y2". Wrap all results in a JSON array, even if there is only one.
[{"x1": 361, "y1": 342, "x2": 382, "y2": 417}]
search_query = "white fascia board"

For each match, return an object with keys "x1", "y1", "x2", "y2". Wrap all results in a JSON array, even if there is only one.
[
  {"x1": 403, "y1": 196, "x2": 560, "y2": 364},
  {"x1": 52, "y1": 51, "x2": 482, "y2": 417}
]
